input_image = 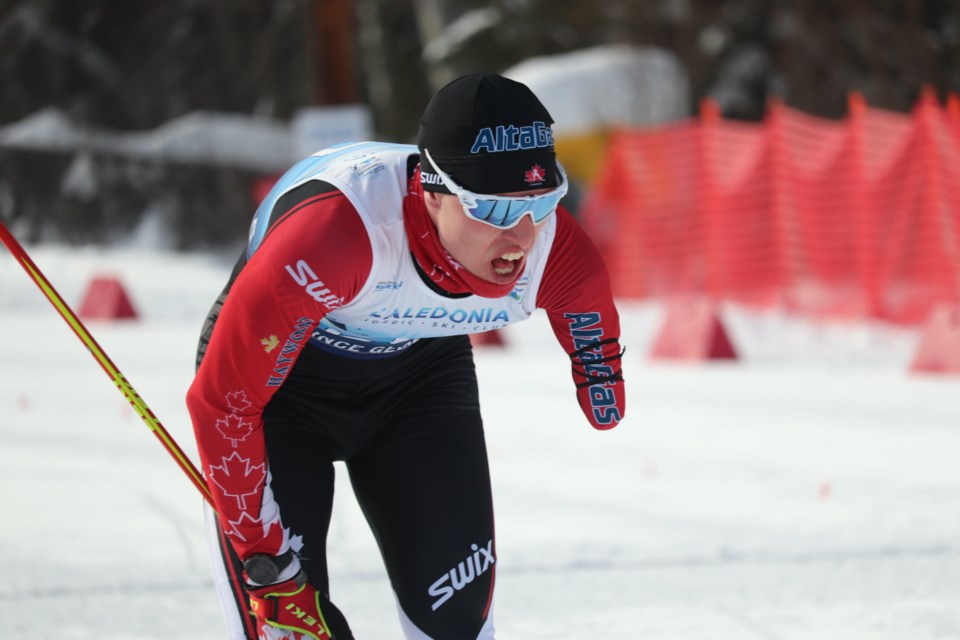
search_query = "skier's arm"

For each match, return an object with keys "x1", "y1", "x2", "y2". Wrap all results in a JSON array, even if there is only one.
[
  {"x1": 537, "y1": 207, "x2": 626, "y2": 430},
  {"x1": 186, "y1": 188, "x2": 371, "y2": 559}
]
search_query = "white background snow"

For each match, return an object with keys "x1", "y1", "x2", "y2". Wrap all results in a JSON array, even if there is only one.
[{"x1": 1, "y1": 243, "x2": 958, "y2": 639}]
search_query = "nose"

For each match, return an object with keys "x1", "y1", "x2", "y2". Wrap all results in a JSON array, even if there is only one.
[{"x1": 503, "y1": 214, "x2": 536, "y2": 246}]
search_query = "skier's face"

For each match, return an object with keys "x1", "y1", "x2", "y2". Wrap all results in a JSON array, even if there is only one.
[{"x1": 425, "y1": 190, "x2": 549, "y2": 285}]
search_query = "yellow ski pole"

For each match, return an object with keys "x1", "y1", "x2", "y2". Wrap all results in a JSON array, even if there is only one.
[{"x1": 0, "y1": 221, "x2": 214, "y2": 508}]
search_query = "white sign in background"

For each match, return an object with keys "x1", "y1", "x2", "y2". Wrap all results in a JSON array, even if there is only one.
[{"x1": 292, "y1": 104, "x2": 374, "y2": 157}]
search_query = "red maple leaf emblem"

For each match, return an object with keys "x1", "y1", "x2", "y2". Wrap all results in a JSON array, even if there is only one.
[
  {"x1": 225, "y1": 390, "x2": 252, "y2": 413},
  {"x1": 524, "y1": 164, "x2": 546, "y2": 184},
  {"x1": 215, "y1": 412, "x2": 254, "y2": 447},
  {"x1": 208, "y1": 452, "x2": 266, "y2": 511}
]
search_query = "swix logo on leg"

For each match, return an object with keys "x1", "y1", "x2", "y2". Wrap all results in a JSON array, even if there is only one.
[
  {"x1": 427, "y1": 540, "x2": 495, "y2": 611},
  {"x1": 565, "y1": 312, "x2": 622, "y2": 426},
  {"x1": 285, "y1": 259, "x2": 343, "y2": 310}
]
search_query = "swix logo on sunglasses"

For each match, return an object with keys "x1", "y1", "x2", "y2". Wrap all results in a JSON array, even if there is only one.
[{"x1": 470, "y1": 121, "x2": 553, "y2": 153}]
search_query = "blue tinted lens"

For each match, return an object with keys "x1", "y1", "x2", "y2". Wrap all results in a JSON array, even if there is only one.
[
  {"x1": 422, "y1": 147, "x2": 566, "y2": 229},
  {"x1": 465, "y1": 191, "x2": 564, "y2": 228}
]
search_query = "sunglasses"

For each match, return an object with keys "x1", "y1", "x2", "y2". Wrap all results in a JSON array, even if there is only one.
[{"x1": 423, "y1": 148, "x2": 568, "y2": 229}]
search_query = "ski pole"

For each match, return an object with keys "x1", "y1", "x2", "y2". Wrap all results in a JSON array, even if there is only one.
[{"x1": 0, "y1": 221, "x2": 214, "y2": 508}]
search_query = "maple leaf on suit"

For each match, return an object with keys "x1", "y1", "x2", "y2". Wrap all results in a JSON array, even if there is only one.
[
  {"x1": 224, "y1": 511, "x2": 260, "y2": 542},
  {"x1": 216, "y1": 412, "x2": 254, "y2": 446},
  {"x1": 261, "y1": 335, "x2": 280, "y2": 352},
  {"x1": 225, "y1": 390, "x2": 252, "y2": 413},
  {"x1": 209, "y1": 451, "x2": 267, "y2": 511}
]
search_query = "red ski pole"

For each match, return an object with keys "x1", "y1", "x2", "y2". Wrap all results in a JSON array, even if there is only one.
[{"x1": 0, "y1": 221, "x2": 214, "y2": 508}]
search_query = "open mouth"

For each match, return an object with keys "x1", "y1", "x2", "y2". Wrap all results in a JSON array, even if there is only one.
[{"x1": 492, "y1": 251, "x2": 525, "y2": 276}]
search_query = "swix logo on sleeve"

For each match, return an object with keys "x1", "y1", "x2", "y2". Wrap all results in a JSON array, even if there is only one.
[
  {"x1": 285, "y1": 260, "x2": 343, "y2": 310},
  {"x1": 470, "y1": 121, "x2": 554, "y2": 153},
  {"x1": 427, "y1": 540, "x2": 495, "y2": 611},
  {"x1": 565, "y1": 312, "x2": 622, "y2": 426}
]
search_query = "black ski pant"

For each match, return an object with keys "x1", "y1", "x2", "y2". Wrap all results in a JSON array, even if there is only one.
[{"x1": 208, "y1": 335, "x2": 496, "y2": 639}]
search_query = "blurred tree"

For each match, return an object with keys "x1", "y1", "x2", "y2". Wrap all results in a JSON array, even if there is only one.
[
  {"x1": 0, "y1": 0, "x2": 311, "y2": 128},
  {"x1": 403, "y1": 0, "x2": 959, "y2": 122},
  {"x1": 3, "y1": 0, "x2": 957, "y2": 133},
  {"x1": 1, "y1": 0, "x2": 958, "y2": 246},
  {"x1": 773, "y1": 0, "x2": 960, "y2": 117},
  {"x1": 313, "y1": 0, "x2": 361, "y2": 104},
  {"x1": 353, "y1": 0, "x2": 433, "y2": 141}
]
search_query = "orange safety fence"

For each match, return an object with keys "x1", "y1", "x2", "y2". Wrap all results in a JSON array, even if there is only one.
[{"x1": 580, "y1": 89, "x2": 960, "y2": 325}]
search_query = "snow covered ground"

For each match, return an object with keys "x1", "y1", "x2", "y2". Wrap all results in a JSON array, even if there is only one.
[{"x1": 1, "y1": 244, "x2": 958, "y2": 640}]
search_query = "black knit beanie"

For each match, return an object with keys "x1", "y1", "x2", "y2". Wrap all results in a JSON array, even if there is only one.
[{"x1": 417, "y1": 73, "x2": 560, "y2": 195}]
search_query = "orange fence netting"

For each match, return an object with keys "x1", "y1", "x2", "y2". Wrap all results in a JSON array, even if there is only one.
[{"x1": 581, "y1": 90, "x2": 960, "y2": 325}]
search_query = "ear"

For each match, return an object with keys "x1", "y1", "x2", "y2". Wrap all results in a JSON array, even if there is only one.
[{"x1": 422, "y1": 190, "x2": 444, "y2": 224}]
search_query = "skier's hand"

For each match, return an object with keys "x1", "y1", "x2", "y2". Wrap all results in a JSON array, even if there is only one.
[
  {"x1": 570, "y1": 337, "x2": 625, "y2": 429},
  {"x1": 248, "y1": 570, "x2": 333, "y2": 640}
]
